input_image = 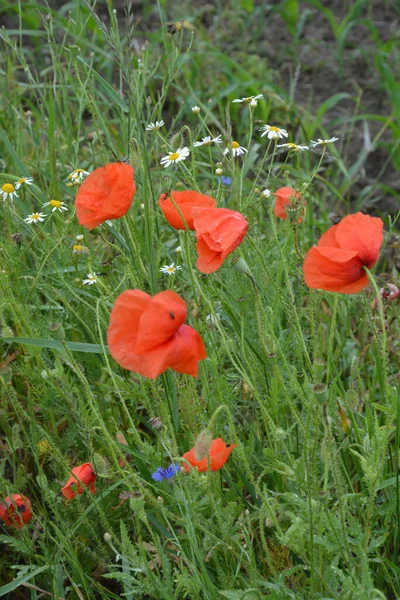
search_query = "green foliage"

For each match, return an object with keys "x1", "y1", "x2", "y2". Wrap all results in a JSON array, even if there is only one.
[{"x1": 0, "y1": 0, "x2": 399, "y2": 599}]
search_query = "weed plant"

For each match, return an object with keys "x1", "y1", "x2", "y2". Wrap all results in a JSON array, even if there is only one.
[{"x1": 0, "y1": 2, "x2": 399, "y2": 599}]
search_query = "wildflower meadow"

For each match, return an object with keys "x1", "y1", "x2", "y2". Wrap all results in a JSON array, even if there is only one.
[{"x1": 1, "y1": 1, "x2": 400, "y2": 598}]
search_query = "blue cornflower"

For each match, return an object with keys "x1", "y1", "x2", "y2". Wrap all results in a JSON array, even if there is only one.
[
  {"x1": 151, "y1": 464, "x2": 181, "y2": 482},
  {"x1": 221, "y1": 176, "x2": 232, "y2": 186}
]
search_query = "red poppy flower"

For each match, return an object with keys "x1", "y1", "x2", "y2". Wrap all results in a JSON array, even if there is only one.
[
  {"x1": 61, "y1": 463, "x2": 97, "y2": 500},
  {"x1": 192, "y1": 207, "x2": 249, "y2": 273},
  {"x1": 159, "y1": 190, "x2": 216, "y2": 230},
  {"x1": 303, "y1": 212, "x2": 384, "y2": 294},
  {"x1": 0, "y1": 494, "x2": 32, "y2": 529},
  {"x1": 107, "y1": 290, "x2": 206, "y2": 379},
  {"x1": 182, "y1": 438, "x2": 237, "y2": 472},
  {"x1": 75, "y1": 162, "x2": 136, "y2": 229},
  {"x1": 274, "y1": 186, "x2": 304, "y2": 222}
]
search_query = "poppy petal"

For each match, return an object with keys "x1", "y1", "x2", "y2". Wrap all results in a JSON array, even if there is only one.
[
  {"x1": 210, "y1": 444, "x2": 237, "y2": 470},
  {"x1": 182, "y1": 438, "x2": 236, "y2": 472},
  {"x1": 165, "y1": 324, "x2": 207, "y2": 377},
  {"x1": 159, "y1": 190, "x2": 216, "y2": 230},
  {"x1": 334, "y1": 213, "x2": 383, "y2": 267},
  {"x1": 303, "y1": 247, "x2": 368, "y2": 293},
  {"x1": 107, "y1": 290, "x2": 150, "y2": 369},
  {"x1": 193, "y1": 208, "x2": 248, "y2": 274},
  {"x1": 76, "y1": 163, "x2": 135, "y2": 229},
  {"x1": 135, "y1": 291, "x2": 187, "y2": 352},
  {"x1": 195, "y1": 236, "x2": 225, "y2": 273}
]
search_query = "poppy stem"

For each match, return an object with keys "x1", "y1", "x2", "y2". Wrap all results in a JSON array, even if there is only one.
[{"x1": 326, "y1": 294, "x2": 339, "y2": 384}]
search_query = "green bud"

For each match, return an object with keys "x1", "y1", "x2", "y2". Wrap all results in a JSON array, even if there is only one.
[
  {"x1": 48, "y1": 322, "x2": 65, "y2": 342},
  {"x1": 231, "y1": 257, "x2": 250, "y2": 275},
  {"x1": 194, "y1": 428, "x2": 212, "y2": 461},
  {"x1": 313, "y1": 383, "x2": 328, "y2": 404}
]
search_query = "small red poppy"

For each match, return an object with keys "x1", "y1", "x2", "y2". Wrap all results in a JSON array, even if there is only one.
[
  {"x1": 192, "y1": 207, "x2": 249, "y2": 273},
  {"x1": 61, "y1": 463, "x2": 97, "y2": 500},
  {"x1": 159, "y1": 190, "x2": 216, "y2": 230},
  {"x1": 0, "y1": 494, "x2": 33, "y2": 529},
  {"x1": 303, "y1": 212, "x2": 384, "y2": 294},
  {"x1": 107, "y1": 290, "x2": 206, "y2": 379},
  {"x1": 75, "y1": 162, "x2": 136, "y2": 229},
  {"x1": 274, "y1": 186, "x2": 304, "y2": 222},
  {"x1": 182, "y1": 438, "x2": 237, "y2": 472}
]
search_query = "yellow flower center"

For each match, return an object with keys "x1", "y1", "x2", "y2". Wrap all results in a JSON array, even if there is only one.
[
  {"x1": 167, "y1": 267, "x2": 175, "y2": 273},
  {"x1": 18, "y1": 178, "x2": 26, "y2": 184},
  {"x1": 2, "y1": 183, "x2": 15, "y2": 193},
  {"x1": 203, "y1": 140, "x2": 213, "y2": 146},
  {"x1": 232, "y1": 141, "x2": 240, "y2": 149},
  {"x1": 31, "y1": 213, "x2": 41, "y2": 220},
  {"x1": 73, "y1": 244, "x2": 83, "y2": 252},
  {"x1": 169, "y1": 152, "x2": 180, "y2": 160},
  {"x1": 74, "y1": 169, "x2": 85, "y2": 173},
  {"x1": 242, "y1": 97, "x2": 252, "y2": 103},
  {"x1": 49, "y1": 200, "x2": 62, "y2": 208},
  {"x1": 269, "y1": 127, "x2": 279, "y2": 132}
]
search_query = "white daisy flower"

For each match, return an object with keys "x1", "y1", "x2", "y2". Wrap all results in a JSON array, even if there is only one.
[
  {"x1": 261, "y1": 188, "x2": 271, "y2": 198},
  {"x1": 232, "y1": 94, "x2": 263, "y2": 104},
  {"x1": 145, "y1": 120, "x2": 165, "y2": 131},
  {"x1": 65, "y1": 168, "x2": 90, "y2": 186},
  {"x1": 277, "y1": 143, "x2": 309, "y2": 152},
  {"x1": 215, "y1": 168, "x2": 223, "y2": 176},
  {"x1": 24, "y1": 212, "x2": 46, "y2": 224},
  {"x1": 160, "y1": 263, "x2": 182, "y2": 276},
  {"x1": 191, "y1": 106, "x2": 201, "y2": 114},
  {"x1": 76, "y1": 234, "x2": 84, "y2": 241},
  {"x1": 260, "y1": 125, "x2": 288, "y2": 140},
  {"x1": 160, "y1": 147, "x2": 190, "y2": 168},
  {"x1": 82, "y1": 273, "x2": 98, "y2": 285},
  {"x1": 194, "y1": 135, "x2": 222, "y2": 147},
  {"x1": 310, "y1": 137, "x2": 339, "y2": 147},
  {"x1": 73, "y1": 244, "x2": 89, "y2": 254},
  {"x1": 223, "y1": 141, "x2": 248, "y2": 157},
  {"x1": 15, "y1": 177, "x2": 33, "y2": 190},
  {"x1": 43, "y1": 199, "x2": 69, "y2": 213},
  {"x1": 1, "y1": 183, "x2": 18, "y2": 201}
]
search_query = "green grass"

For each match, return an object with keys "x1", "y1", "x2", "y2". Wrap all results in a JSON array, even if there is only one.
[{"x1": 0, "y1": 1, "x2": 400, "y2": 598}]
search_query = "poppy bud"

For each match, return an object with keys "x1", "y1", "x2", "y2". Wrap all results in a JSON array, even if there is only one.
[
  {"x1": 49, "y1": 322, "x2": 65, "y2": 342},
  {"x1": 296, "y1": 370, "x2": 305, "y2": 385},
  {"x1": 93, "y1": 453, "x2": 109, "y2": 475},
  {"x1": 313, "y1": 383, "x2": 328, "y2": 404},
  {"x1": 194, "y1": 429, "x2": 213, "y2": 460},
  {"x1": 231, "y1": 257, "x2": 250, "y2": 275}
]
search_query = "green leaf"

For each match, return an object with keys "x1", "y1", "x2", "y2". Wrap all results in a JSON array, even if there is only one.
[
  {"x1": 240, "y1": 0, "x2": 254, "y2": 12},
  {"x1": 280, "y1": 0, "x2": 299, "y2": 36},
  {"x1": 0, "y1": 131, "x2": 27, "y2": 174},
  {"x1": 76, "y1": 56, "x2": 129, "y2": 113},
  {"x1": 2, "y1": 337, "x2": 107, "y2": 354},
  {"x1": 0, "y1": 566, "x2": 49, "y2": 597}
]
